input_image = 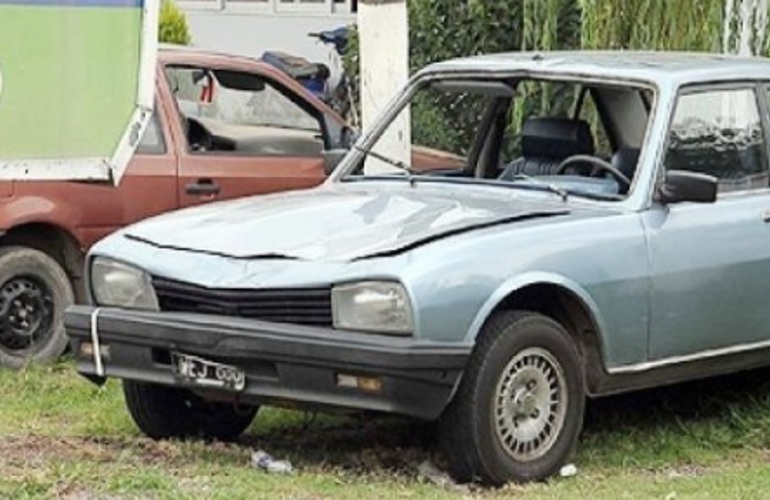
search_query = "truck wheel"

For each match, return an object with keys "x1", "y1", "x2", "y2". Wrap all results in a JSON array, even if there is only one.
[
  {"x1": 439, "y1": 311, "x2": 585, "y2": 485},
  {"x1": 123, "y1": 380, "x2": 258, "y2": 441},
  {"x1": 0, "y1": 246, "x2": 74, "y2": 368}
]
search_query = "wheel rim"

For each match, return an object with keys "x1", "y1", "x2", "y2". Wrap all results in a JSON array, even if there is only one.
[
  {"x1": 493, "y1": 347, "x2": 568, "y2": 461},
  {"x1": 0, "y1": 275, "x2": 55, "y2": 353}
]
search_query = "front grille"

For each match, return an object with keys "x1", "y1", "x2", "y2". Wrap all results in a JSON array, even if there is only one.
[{"x1": 153, "y1": 278, "x2": 333, "y2": 327}]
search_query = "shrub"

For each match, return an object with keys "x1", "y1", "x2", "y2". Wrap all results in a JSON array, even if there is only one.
[
  {"x1": 581, "y1": 0, "x2": 723, "y2": 52},
  {"x1": 159, "y1": 0, "x2": 191, "y2": 46}
]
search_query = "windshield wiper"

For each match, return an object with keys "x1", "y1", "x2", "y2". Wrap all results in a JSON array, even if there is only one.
[
  {"x1": 510, "y1": 174, "x2": 568, "y2": 201},
  {"x1": 353, "y1": 145, "x2": 419, "y2": 175}
]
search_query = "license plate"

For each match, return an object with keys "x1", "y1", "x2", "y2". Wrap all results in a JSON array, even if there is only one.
[{"x1": 171, "y1": 352, "x2": 246, "y2": 392}]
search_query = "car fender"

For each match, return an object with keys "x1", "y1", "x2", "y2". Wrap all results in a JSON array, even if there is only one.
[
  {"x1": 464, "y1": 271, "x2": 608, "y2": 348},
  {"x1": 0, "y1": 195, "x2": 84, "y2": 240}
]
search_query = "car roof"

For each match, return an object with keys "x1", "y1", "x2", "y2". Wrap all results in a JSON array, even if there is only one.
[
  {"x1": 424, "y1": 51, "x2": 770, "y2": 88},
  {"x1": 158, "y1": 43, "x2": 260, "y2": 65}
]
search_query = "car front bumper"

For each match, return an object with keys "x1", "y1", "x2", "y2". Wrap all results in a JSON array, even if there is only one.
[{"x1": 65, "y1": 305, "x2": 471, "y2": 420}]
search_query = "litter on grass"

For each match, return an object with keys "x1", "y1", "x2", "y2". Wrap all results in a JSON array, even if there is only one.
[
  {"x1": 417, "y1": 459, "x2": 470, "y2": 494},
  {"x1": 251, "y1": 450, "x2": 294, "y2": 474},
  {"x1": 560, "y1": 463, "x2": 578, "y2": 477}
]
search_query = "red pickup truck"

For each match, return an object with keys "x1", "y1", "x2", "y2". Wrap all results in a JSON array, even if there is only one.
[{"x1": 0, "y1": 46, "x2": 355, "y2": 367}]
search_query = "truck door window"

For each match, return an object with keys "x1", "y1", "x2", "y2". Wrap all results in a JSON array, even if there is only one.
[{"x1": 165, "y1": 66, "x2": 324, "y2": 157}]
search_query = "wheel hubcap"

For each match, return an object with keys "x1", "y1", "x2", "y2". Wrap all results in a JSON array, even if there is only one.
[
  {"x1": 0, "y1": 276, "x2": 54, "y2": 353},
  {"x1": 494, "y1": 347, "x2": 568, "y2": 461}
]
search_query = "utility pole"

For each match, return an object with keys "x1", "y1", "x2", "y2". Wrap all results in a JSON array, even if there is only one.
[{"x1": 357, "y1": 0, "x2": 410, "y2": 174}]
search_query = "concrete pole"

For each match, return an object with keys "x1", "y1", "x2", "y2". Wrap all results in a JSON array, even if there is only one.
[{"x1": 358, "y1": 0, "x2": 410, "y2": 174}]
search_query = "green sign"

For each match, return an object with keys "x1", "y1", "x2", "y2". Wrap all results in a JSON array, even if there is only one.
[{"x1": 0, "y1": 0, "x2": 158, "y2": 182}]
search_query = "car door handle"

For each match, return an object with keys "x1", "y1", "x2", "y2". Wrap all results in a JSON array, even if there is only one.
[{"x1": 185, "y1": 179, "x2": 221, "y2": 196}]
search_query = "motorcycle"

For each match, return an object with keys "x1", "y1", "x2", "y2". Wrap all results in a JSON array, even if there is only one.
[{"x1": 260, "y1": 26, "x2": 358, "y2": 127}]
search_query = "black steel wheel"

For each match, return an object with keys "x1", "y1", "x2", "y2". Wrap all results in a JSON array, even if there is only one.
[
  {"x1": 0, "y1": 246, "x2": 73, "y2": 368},
  {"x1": 439, "y1": 311, "x2": 585, "y2": 485}
]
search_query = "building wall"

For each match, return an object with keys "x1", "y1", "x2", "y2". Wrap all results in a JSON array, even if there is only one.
[{"x1": 179, "y1": 1, "x2": 356, "y2": 63}]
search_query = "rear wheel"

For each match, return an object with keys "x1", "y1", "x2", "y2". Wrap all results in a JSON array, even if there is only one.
[
  {"x1": 439, "y1": 311, "x2": 585, "y2": 485},
  {"x1": 123, "y1": 380, "x2": 258, "y2": 441},
  {"x1": 0, "y1": 246, "x2": 74, "y2": 368}
]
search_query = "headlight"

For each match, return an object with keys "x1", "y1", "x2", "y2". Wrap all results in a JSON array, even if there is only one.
[
  {"x1": 332, "y1": 281, "x2": 413, "y2": 335},
  {"x1": 90, "y1": 257, "x2": 159, "y2": 310}
]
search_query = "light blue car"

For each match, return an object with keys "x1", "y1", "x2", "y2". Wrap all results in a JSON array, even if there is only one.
[{"x1": 66, "y1": 51, "x2": 770, "y2": 485}]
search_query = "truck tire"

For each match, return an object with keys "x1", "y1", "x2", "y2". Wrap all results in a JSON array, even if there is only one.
[
  {"x1": 439, "y1": 311, "x2": 585, "y2": 485},
  {"x1": 123, "y1": 380, "x2": 258, "y2": 441},
  {"x1": 0, "y1": 246, "x2": 74, "y2": 368}
]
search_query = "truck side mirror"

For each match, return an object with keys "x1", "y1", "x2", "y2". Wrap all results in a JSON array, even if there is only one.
[{"x1": 657, "y1": 170, "x2": 718, "y2": 204}]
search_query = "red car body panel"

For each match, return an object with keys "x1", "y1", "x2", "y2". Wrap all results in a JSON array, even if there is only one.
[{"x1": 0, "y1": 48, "x2": 340, "y2": 250}]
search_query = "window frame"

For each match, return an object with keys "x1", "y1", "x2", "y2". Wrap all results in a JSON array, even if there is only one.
[
  {"x1": 660, "y1": 81, "x2": 770, "y2": 197},
  {"x1": 135, "y1": 107, "x2": 168, "y2": 156},
  {"x1": 163, "y1": 63, "x2": 331, "y2": 158}
]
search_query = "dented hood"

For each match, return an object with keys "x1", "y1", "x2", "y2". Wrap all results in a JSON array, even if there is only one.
[{"x1": 125, "y1": 184, "x2": 569, "y2": 261}]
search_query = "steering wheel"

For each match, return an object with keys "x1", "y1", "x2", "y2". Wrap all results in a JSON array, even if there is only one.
[{"x1": 556, "y1": 154, "x2": 631, "y2": 190}]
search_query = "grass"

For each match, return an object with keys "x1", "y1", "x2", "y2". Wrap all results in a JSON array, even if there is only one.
[{"x1": 3, "y1": 362, "x2": 770, "y2": 498}]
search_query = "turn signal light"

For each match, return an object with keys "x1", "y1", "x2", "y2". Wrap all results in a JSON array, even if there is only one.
[
  {"x1": 79, "y1": 342, "x2": 111, "y2": 360},
  {"x1": 336, "y1": 373, "x2": 383, "y2": 393}
]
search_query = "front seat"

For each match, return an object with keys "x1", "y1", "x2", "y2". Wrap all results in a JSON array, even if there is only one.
[
  {"x1": 498, "y1": 117, "x2": 595, "y2": 180},
  {"x1": 609, "y1": 147, "x2": 640, "y2": 193},
  {"x1": 610, "y1": 147, "x2": 640, "y2": 180}
]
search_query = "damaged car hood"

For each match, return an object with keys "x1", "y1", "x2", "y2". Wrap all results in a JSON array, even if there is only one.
[{"x1": 124, "y1": 184, "x2": 569, "y2": 261}]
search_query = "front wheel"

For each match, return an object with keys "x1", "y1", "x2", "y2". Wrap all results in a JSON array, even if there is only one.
[
  {"x1": 439, "y1": 311, "x2": 585, "y2": 485},
  {"x1": 123, "y1": 380, "x2": 258, "y2": 441},
  {"x1": 0, "y1": 246, "x2": 74, "y2": 368}
]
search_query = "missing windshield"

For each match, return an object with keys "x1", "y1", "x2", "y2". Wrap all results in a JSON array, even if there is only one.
[{"x1": 343, "y1": 75, "x2": 652, "y2": 201}]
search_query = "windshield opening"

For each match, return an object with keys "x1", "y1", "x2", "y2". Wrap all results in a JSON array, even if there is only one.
[{"x1": 343, "y1": 76, "x2": 654, "y2": 201}]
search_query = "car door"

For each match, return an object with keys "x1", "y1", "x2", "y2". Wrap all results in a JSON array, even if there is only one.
[
  {"x1": 644, "y1": 84, "x2": 770, "y2": 360},
  {"x1": 162, "y1": 64, "x2": 328, "y2": 208}
]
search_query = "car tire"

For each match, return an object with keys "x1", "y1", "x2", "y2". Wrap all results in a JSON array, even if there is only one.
[
  {"x1": 0, "y1": 246, "x2": 74, "y2": 369},
  {"x1": 439, "y1": 311, "x2": 585, "y2": 485},
  {"x1": 123, "y1": 380, "x2": 258, "y2": 441}
]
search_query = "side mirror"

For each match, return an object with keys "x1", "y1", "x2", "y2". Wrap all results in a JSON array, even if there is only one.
[
  {"x1": 323, "y1": 149, "x2": 348, "y2": 175},
  {"x1": 657, "y1": 170, "x2": 718, "y2": 204}
]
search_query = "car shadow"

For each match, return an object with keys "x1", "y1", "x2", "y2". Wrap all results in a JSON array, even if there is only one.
[
  {"x1": 236, "y1": 366, "x2": 770, "y2": 476},
  {"x1": 583, "y1": 366, "x2": 770, "y2": 431},
  {"x1": 239, "y1": 411, "x2": 437, "y2": 474}
]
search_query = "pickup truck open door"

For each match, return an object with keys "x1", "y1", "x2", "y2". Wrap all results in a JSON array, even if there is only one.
[{"x1": 0, "y1": 0, "x2": 158, "y2": 184}]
